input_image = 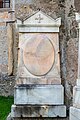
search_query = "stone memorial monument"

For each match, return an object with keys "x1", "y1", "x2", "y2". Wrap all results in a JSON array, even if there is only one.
[
  {"x1": 10, "y1": 11, "x2": 66, "y2": 119},
  {"x1": 70, "y1": 13, "x2": 80, "y2": 120}
]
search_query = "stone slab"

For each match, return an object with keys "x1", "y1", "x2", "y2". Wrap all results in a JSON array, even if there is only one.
[
  {"x1": 16, "y1": 77, "x2": 61, "y2": 85},
  {"x1": 11, "y1": 105, "x2": 66, "y2": 118},
  {"x1": 14, "y1": 85, "x2": 64, "y2": 105},
  {"x1": 23, "y1": 34, "x2": 54, "y2": 76},
  {"x1": 73, "y1": 86, "x2": 80, "y2": 108},
  {"x1": 8, "y1": 118, "x2": 68, "y2": 120},
  {"x1": 18, "y1": 26, "x2": 60, "y2": 33},
  {"x1": 70, "y1": 107, "x2": 80, "y2": 120},
  {"x1": 18, "y1": 33, "x2": 61, "y2": 83}
]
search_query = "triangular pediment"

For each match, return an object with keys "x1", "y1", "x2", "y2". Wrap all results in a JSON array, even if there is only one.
[{"x1": 17, "y1": 11, "x2": 61, "y2": 27}]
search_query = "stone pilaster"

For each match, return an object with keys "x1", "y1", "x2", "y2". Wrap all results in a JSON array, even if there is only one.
[
  {"x1": 9, "y1": 0, "x2": 15, "y2": 21},
  {"x1": 12, "y1": 0, "x2": 15, "y2": 11},
  {"x1": 7, "y1": 23, "x2": 14, "y2": 75}
]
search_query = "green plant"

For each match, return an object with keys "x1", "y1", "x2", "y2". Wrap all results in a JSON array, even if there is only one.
[{"x1": 0, "y1": 96, "x2": 14, "y2": 120}]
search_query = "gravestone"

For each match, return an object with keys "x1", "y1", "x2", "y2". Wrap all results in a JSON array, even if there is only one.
[
  {"x1": 70, "y1": 13, "x2": 80, "y2": 120},
  {"x1": 10, "y1": 11, "x2": 66, "y2": 118}
]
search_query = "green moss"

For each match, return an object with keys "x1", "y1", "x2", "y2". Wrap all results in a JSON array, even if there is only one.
[{"x1": 0, "y1": 96, "x2": 14, "y2": 120}]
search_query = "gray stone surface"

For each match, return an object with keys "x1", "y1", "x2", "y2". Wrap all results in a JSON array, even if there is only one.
[
  {"x1": 14, "y1": 85, "x2": 64, "y2": 105},
  {"x1": 0, "y1": 75, "x2": 15, "y2": 96},
  {"x1": 70, "y1": 107, "x2": 80, "y2": 120},
  {"x1": 0, "y1": 26, "x2": 8, "y2": 74},
  {"x1": 70, "y1": 12, "x2": 80, "y2": 120},
  {"x1": 7, "y1": 113, "x2": 12, "y2": 120},
  {"x1": 73, "y1": 86, "x2": 80, "y2": 108},
  {"x1": 11, "y1": 105, "x2": 66, "y2": 118},
  {"x1": 0, "y1": 6, "x2": 16, "y2": 96}
]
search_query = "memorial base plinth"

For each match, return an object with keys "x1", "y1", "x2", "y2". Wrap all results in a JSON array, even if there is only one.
[
  {"x1": 14, "y1": 85, "x2": 64, "y2": 105},
  {"x1": 73, "y1": 86, "x2": 80, "y2": 108},
  {"x1": 7, "y1": 85, "x2": 66, "y2": 119},
  {"x1": 70, "y1": 86, "x2": 80, "y2": 120},
  {"x1": 70, "y1": 107, "x2": 80, "y2": 120},
  {"x1": 9, "y1": 105, "x2": 66, "y2": 119}
]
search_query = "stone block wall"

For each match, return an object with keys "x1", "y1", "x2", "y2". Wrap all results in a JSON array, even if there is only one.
[
  {"x1": 0, "y1": 26, "x2": 15, "y2": 96},
  {"x1": 0, "y1": 26, "x2": 8, "y2": 74},
  {"x1": 0, "y1": 0, "x2": 15, "y2": 96},
  {"x1": 0, "y1": 24, "x2": 15, "y2": 96},
  {"x1": 64, "y1": 0, "x2": 78, "y2": 108}
]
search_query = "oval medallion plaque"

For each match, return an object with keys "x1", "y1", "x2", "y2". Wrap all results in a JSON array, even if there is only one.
[{"x1": 23, "y1": 34, "x2": 54, "y2": 76}]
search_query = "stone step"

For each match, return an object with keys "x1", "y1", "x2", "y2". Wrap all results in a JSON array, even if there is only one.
[
  {"x1": 14, "y1": 85, "x2": 64, "y2": 105},
  {"x1": 10, "y1": 105, "x2": 66, "y2": 118}
]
